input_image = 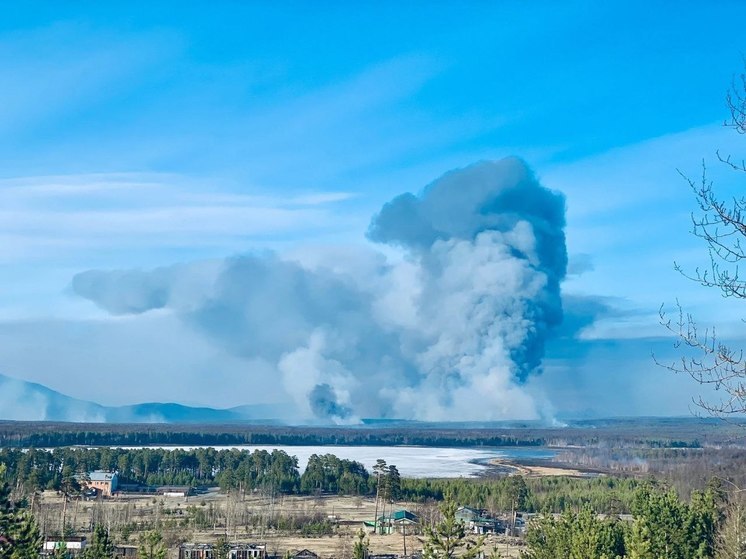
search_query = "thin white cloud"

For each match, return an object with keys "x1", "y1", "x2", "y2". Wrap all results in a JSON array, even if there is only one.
[
  {"x1": 0, "y1": 172, "x2": 361, "y2": 264},
  {"x1": 543, "y1": 123, "x2": 746, "y2": 343},
  {"x1": 0, "y1": 23, "x2": 182, "y2": 135}
]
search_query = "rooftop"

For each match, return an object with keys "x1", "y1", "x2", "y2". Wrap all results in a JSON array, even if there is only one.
[
  {"x1": 87, "y1": 471, "x2": 116, "y2": 482},
  {"x1": 379, "y1": 510, "x2": 419, "y2": 523}
]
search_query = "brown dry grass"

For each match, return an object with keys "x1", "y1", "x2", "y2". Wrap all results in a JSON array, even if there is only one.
[{"x1": 32, "y1": 492, "x2": 524, "y2": 558}]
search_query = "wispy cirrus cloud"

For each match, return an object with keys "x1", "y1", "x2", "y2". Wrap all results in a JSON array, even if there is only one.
[
  {"x1": 0, "y1": 23, "x2": 182, "y2": 137},
  {"x1": 541, "y1": 123, "x2": 746, "y2": 336},
  {"x1": 0, "y1": 172, "x2": 360, "y2": 264}
]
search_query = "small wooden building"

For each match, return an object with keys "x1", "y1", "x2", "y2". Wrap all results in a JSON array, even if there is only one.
[
  {"x1": 43, "y1": 536, "x2": 88, "y2": 555},
  {"x1": 179, "y1": 543, "x2": 267, "y2": 559},
  {"x1": 157, "y1": 485, "x2": 193, "y2": 497}
]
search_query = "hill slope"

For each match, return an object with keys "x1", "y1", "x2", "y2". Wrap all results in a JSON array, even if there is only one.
[{"x1": 0, "y1": 373, "x2": 285, "y2": 423}]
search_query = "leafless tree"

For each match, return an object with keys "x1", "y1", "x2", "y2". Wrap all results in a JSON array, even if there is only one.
[
  {"x1": 658, "y1": 62, "x2": 746, "y2": 417},
  {"x1": 727, "y1": 64, "x2": 746, "y2": 135}
]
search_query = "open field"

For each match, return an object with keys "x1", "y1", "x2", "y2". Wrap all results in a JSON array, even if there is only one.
[{"x1": 30, "y1": 491, "x2": 525, "y2": 558}]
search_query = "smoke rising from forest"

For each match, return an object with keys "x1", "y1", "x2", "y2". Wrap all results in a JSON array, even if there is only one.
[{"x1": 73, "y1": 158, "x2": 567, "y2": 422}]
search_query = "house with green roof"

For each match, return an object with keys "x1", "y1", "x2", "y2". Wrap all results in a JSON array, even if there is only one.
[
  {"x1": 362, "y1": 509, "x2": 419, "y2": 535},
  {"x1": 456, "y1": 506, "x2": 502, "y2": 535}
]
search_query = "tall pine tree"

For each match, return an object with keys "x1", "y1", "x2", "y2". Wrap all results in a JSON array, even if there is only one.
[
  {"x1": 522, "y1": 506, "x2": 625, "y2": 559},
  {"x1": 137, "y1": 530, "x2": 167, "y2": 559},
  {"x1": 0, "y1": 477, "x2": 42, "y2": 559},
  {"x1": 423, "y1": 499, "x2": 483, "y2": 559},
  {"x1": 626, "y1": 485, "x2": 717, "y2": 559},
  {"x1": 82, "y1": 524, "x2": 115, "y2": 559}
]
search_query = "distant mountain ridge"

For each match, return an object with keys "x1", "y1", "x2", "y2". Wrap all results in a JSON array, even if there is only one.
[{"x1": 0, "y1": 372, "x2": 288, "y2": 423}]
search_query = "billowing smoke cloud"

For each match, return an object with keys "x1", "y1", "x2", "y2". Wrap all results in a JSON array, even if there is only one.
[
  {"x1": 370, "y1": 159, "x2": 566, "y2": 382},
  {"x1": 72, "y1": 158, "x2": 567, "y2": 422}
]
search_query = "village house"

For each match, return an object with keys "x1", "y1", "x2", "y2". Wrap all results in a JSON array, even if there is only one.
[
  {"x1": 455, "y1": 506, "x2": 502, "y2": 535},
  {"x1": 82, "y1": 471, "x2": 118, "y2": 497},
  {"x1": 179, "y1": 543, "x2": 266, "y2": 559},
  {"x1": 229, "y1": 543, "x2": 266, "y2": 559},
  {"x1": 363, "y1": 509, "x2": 419, "y2": 535},
  {"x1": 179, "y1": 543, "x2": 214, "y2": 559},
  {"x1": 114, "y1": 545, "x2": 138, "y2": 558}
]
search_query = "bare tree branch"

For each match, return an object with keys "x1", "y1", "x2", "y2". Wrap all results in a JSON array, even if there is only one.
[{"x1": 659, "y1": 65, "x2": 746, "y2": 416}]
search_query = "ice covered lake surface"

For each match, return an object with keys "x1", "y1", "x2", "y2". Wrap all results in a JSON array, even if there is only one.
[{"x1": 119, "y1": 445, "x2": 557, "y2": 478}]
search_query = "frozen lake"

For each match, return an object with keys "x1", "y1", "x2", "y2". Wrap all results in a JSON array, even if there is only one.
[{"x1": 119, "y1": 444, "x2": 556, "y2": 478}]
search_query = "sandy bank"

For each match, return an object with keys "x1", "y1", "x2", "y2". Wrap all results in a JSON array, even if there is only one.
[{"x1": 489, "y1": 458, "x2": 597, "y2": 477}]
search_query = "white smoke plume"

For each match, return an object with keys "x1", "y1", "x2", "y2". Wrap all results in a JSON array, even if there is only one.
[{"x1": 73, "y1": 158, "x2": 567, "y2": 422}]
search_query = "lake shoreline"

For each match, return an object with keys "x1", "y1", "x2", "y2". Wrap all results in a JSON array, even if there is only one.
[
  {"x1": 475, "y1": 455, "x2": 607, "y2": 478},
  {"x1": 21, "y1": 443, "x2": 561, "y2": 479}
]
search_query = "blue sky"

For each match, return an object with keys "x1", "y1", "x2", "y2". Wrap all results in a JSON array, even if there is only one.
[{"x1": 1, "y1": 2, "x2": 745, "y2": 419}]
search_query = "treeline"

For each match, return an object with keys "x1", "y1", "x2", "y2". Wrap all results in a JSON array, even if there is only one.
[
  {"x1": 426, "y1": 487, "x2": 727, "y2": 559},
  {"x1": 556, "y1": 446, "x2": 746, "y2": 499},
  {"x1": 1, "y1": 448, "x2": 394, "y2": 503},
  {"x1": 0, "y1": 448, "x2": 374, "y2": 496},
  {"x1": 401, "y1": 475, "x2": 648, "y2": 514},
  {"x1": 523, "y1": 485, "x2": 720, "y2": 559},
  {"x1": 0, "y1": 418, "x2": 732, "y2": 449},
  {"x1": 0, "y1": 447, "x2": 670, "y2": 514},
  {"x1": 0, "y1": 425, "x2": 544, "y2": 449}
]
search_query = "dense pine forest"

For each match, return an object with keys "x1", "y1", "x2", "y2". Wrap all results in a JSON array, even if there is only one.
[{"x1": 0, "y1": 417, "x2": 735, "y2": 449}]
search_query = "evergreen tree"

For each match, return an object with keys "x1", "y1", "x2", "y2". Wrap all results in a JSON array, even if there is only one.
[
  {"x1": 505, "y1": 476, "x2": 528, "y2": 535},
  {"x1": 137, "y1": 530, "x2": 167, "y2": 559},
  {"x1": 8, "y1": 510, "x2": 44, "y2": 559},
  {"x1": 626, "y1": 485, "x2": 717, "y2": 559},
  {"x1": 372, "y1": 459, "x2": 387, "y2": 534},
  {"x1": 686, "y1": 490, "x2": 718, "y2": 559},
  {"x1": 82, "y1": 524, "x2": 115, "y2": 559},
  {"x1": 568, "y1": 506, "x2": 625, "y2": 559},
  {"x1": 59, "y1": 467, "x2": 81, "y2": 534},
  {"x1": 522, "y1": 512, "x2": 572, "y2": 559},
  {"x1": 353, "y1": 529, "x2": 369, "y2": 559},
  {"x1": 423, "y1": 499, "x2": 483, "y2": 559},
  {"x1": 386, "y1": 465, "x2": 402, "y2": 503},
  {"x1": 625, "y1": 519, "x2": 653, "y2": 559},
  {"x1": 522, "y1": 507, "x2": 624, "y2": 559},
  {"x1": 215, "y1": 535, "x2": 231, "y2": 559},
  {"x1": 0, "y1": 474, "x2": 42, "y2": 559},
  {"x1": 50, "y1": 541, "x2": 70, "y2": 559},
  {"x1": 0, "y1": 480, "x2": 13, "y2": 556}
]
